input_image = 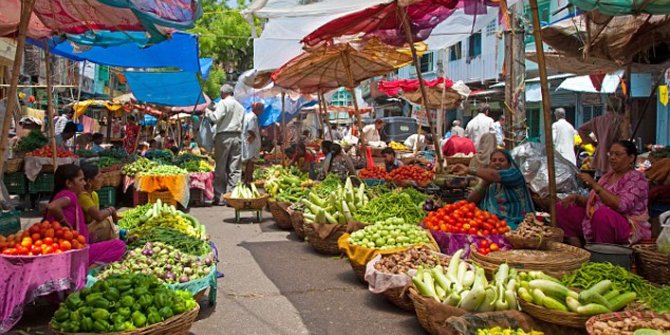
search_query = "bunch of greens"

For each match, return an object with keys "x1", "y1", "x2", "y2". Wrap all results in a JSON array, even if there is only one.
[
  {"x1": 118, "y1": 204, "x2": 153, "y2": 229},
  {"x1": 354, "y1": 188, "x2": 427, "y2": 225},
  {"x1": 127, "y1": 227, "x2": 211, "y2": 256},
  {"x1": 97, "y1": 156, "x2": 122, "y2": 169},
  {"x1": 99, "y1": 148, "x2": 129, "y2": 160},
  {"x1": 144, "y1": 149, "x2": 174, "y2": 165},
  {"x1": 121, "y1": 158, "x2": 158, "y2": 177},
  {"x1": 16, "y1": 129, "x2": 48, "y2": 153},
  {"x1": 314, "y1": 174, "x2": 343, "y2": 197},
  {"x1": 561, "y1": 262, "x2": 656, "y2": 299},
  {"x1": 76, "y1": 149, "x2": 96, "y2": 158}
]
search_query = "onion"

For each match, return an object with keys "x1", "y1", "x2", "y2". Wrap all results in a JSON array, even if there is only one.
[
  {"x1": 142, "y1": 248, "x2": 153, "y2": 256},
  {"x1": 184, "y1": 267, "x2": 193, "y2": 275},
  {"x1": 164, "y1": 271, "x2": 176, "y2": 281},
  {"x1": 179, "y1": 275, "x2": 189, "y2": 283}
]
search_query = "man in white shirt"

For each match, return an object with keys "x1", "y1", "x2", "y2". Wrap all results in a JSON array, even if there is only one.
[
  {"x1": 493, "y1": 115, "x2": 505, "y2": 147},
  {"x1": 54, "y1": 107, "x2": 73, "y2": 136},
  {"x1": 242, "y1": 102, "x2": 262, "y2": 184},
  {"x1": 552, "y1": 108, "x2": 577, "y2": 165},
  {"x1": 465, "y1": 104, "x2": 495, "y2": 147},
  {"x1": 451, "y1": 120, "x2": 465, "y2": 137},
  {"x1": 362, "y1": 118, "x2": 386, "y2": 148},
  {"x1": 154, "y1": 129, "x2": 166, "y2": 149},
  {"x1": 404, "y1": 133, "x2": 432, "y2": 151},
  {"x1": 205, "y1": 84, "x2": 245, "y2": 203}
]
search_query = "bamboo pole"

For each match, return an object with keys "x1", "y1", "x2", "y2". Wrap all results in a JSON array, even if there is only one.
[
  {"x1": 340, "y1": 52, "x2": 366, "y2": 155},
  {"x1": 398, "y1": 4, "x2": 443, "y2": 172},
  {"x1": 45, "y1": 47, "x2": 58, "y2": 169},
  {"x1": 0, "y1": 0, "x2": 36, "y2": 175},
  {"x1": 319, "y1": 92, "x2": 334, "y2": 140},
  {"x1": 280, "y1": 92, "x2": 286, "y2": 167},
  {"x1": 529, "y1": 0, "x2": 557, "y2": 226}
]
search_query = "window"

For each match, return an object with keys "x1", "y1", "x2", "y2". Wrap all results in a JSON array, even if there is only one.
[
  {"x1": 468, "y1": 32, "x2": 482, "y2": 58},
  {"x1": 449, "y1": 42, "x2": 462, "y2": 61},
  {"x1": 486, "y1": 21, "x2": 496, "y2": 36},
  {"x1": 330, "y1": 88, "x2": 352, "y2": 107},
  {"x1": 582, "y1": 105, "x2": 603, "y2": 124},
  {"x1": 420, "y1": 52, "x2": 434, "y2": 73}
]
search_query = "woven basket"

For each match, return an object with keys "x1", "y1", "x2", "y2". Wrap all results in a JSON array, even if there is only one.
[
  {"x1": 304, "y1": 223, "x2": 346, "y2": 255},
  {"x1": 41, "y1": 164, "x2": 55, "y2": 173},
  {"x1": 445, "y1": 156, "x2": 472, "y2": 166},
  {"x1": 409, "y1": 287, "x2": 466, "y2": 334},
  {"x1": 383, "y1": 286, "x2": 414, "y2": 312},
  {"x1": 585, "y1": 311, "x2": 670, "y2": 334},
  {"x1": 50, "y1": 304, "x2": 199, "y2": 335},
  {"x1": 253, "y1": 180, "x2": 265, "y2": 189},
  {"x1": 5, "y1": 158, "x2": 23, "y2": 173},
  {"x1": 519, "y1": 299, "x2": 590, "y2": 329},
  {"x1": 101, "y1": 170, "x2": 123, "y2": 188},
  {"x1": 148, "y1": 190, "x2": 177, "y2": 207},
  {"x1": 504, "y1": 228, "x2": 564, "y2": 250},
  {"x1": 289, "y1": 209, "x2": 306, "y2": 241},
  {"x1": 349, "y1": 259, "x2": 367, "y2": 283},
  {"x1": 269, "y1": 201, "x2": 293, "y2": 230},
  {"x1": 633, "y1": 244, "x2": 670, "y2": 285},
  {"x1": 223, "y1": 193, "x2": 269, "y2": 210}
]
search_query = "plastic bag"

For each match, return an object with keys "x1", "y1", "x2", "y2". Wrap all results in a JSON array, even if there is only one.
[
  {"x1": 196, "y1": 116, "x2": 215, "y2": 152},
  {"x1": 656, "y1": 211, "x2": 670, "y2": 254}
]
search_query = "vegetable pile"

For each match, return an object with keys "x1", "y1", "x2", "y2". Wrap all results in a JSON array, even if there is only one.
[
  {"x1": 1, "y1": 220, "x2": 87, "y2": 256},
  {"x1": 560, "y1": 262, "x2": 656, "y2": 300},
  {"x1": 264, "y1": 165, "x2": 312, "y2": 202},
  {"x1": 120, "y1": 200, "x2": 206, "y2": 240},
  {"x1": 389, "y1": 141, "x2": 408, "y2": 150},
  {"x1": 30, "y1": 145, "x2": 78, "y2": 158},
  {"x1": 302, "y1": 177, "x2": 368, "y2": 225},
  {"x1": 424, "y1": 201, "x2": 510, "y2": 235},
  {"x1": 96, "y1": 156, "x2": 122, "y2": 169},
  {"x1": 230, "y1": 183, "x2": 262, "y2": 199},
  {"x1": 121, "y1": 158, "x2": 158, "y2": 176},
  {"x1": 16, "y1": 129, "x2": 48, "y2": 153},
  {"x1": 517, "y1": 270, "x2": 637, "y2": 316},
  {"x1": 374, "y1": 247, "x2": 449, "y2": 274},
  {"x1": 507, "y1": 214, "x2": 558, "y2": 240},
  {"x1": 412, "y1": 250, "x2": 518, "y2": 312},
  {"x1": 117, "y1": 203, "x2": 153, "y2": 230},
  {"x1": 348, "y1": 218, "x2": 431, "y2": 249},
  {"x1": 590, "y1": 316, "x2": 670, "y2": 335},
  {"x1": 354, "y1": 188, "x2": 427, "y2": 225},
  {"x1": 358, "y1": 166, "x2": 388, "y2": 180},
  {"x1": 138, "y1": 165, "x2": 188, "y2": 177},
  {"x1": 174, "y1": 153, "x2": 213, "y2": 172},
  {"x1": 477, "y1": 328, "x2": 543, "y2": 335},
  {"x1": 98, "y1": 148, "x2": 129, "y2": 160},
  {"x1": 126, "y1": 227, "x2": 211, "y2": 256},
  {"x1": 144, "y1": 149, "x2": 175, "y2": 165},
  {"x1": 96, "y1": 242, "x2": 215, "y2": 284},
  {"x1": 51, "y1": 273, "x2": 197, "y2": 333},
  {"x1": 387, "y1": 165, "x2": 434, "y2": 185}
]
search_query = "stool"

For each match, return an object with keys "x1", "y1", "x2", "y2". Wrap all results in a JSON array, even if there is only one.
[{"x1": 234, "y1": 207, "x2": 263, "y2": 223}]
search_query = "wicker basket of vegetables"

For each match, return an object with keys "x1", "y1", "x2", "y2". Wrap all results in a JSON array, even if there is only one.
[
  {"x1": 288, "y1": 208, "x2": 306, "y2": 241},
  {"x1": 224, "y1": 183, "x2": 269, "y2": 210},
  {"x1": 633, "y1": 243, "x2": 670, "y2": 285},
  {"x1": 504, "y1": 214, "x2": 564, "y2": 250},
  {"x1": 304, "y1": 223, "x2": 347, "y2": 255},
  {"x1": 586, "y1": 311, "x2": 670, "y2": 335},
  {"x1": 269, "y1": 201, "x2": 293, "y2": 230}
]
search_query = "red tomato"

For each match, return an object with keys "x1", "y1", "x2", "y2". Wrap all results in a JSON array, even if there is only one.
[
  {"x1": 43, "y1": 237, "x2": 54, "y2": 246},
  {"x1": 63, "y1": 231, "x2": 74, "y2": 241},
  {"x1": 480, "y1": 240, "x2": 489, "y2": 247},
  {"x1": 76, "y1": 235, "x2": 86, "y2": 244},
  {"x1": 30, "y1": 246, "x2": 42, "y2": 254},
  {"x1": 44, "y1": 228, "x2": 55, "y2": 238},
  {"x1": 490, "y1": 243, "x2": 500, "y2": 251}
]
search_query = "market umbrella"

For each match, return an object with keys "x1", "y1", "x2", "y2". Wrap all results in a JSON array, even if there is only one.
[
  {"x1": 568, "y1": 0, "x2": 670, "y2": 16},
  {"x1": 378, "y1": 77, "x2": 464, "y2": 109},
  {"x1": 272, "y1": 38, "x2": 425, "y2": 147}
]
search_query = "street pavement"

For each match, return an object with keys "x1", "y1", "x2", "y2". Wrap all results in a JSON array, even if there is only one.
[{"x1": 8, "y1": 206, "x2": 426, "y2": 335}]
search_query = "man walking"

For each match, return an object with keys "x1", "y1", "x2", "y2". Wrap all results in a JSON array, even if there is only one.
[
  {"x1": 206, "y1": 84, "x2": 245, "y2": 204},
  {"x1": 241, "y1": 102, "x2": 263, "y2": 184},
  {"x1": 493, "y1": 115, "x2": 505, "y2": 147},
  {"x1": 552, "y1": 108, "x2": 577, "y2": 165},
  {"x1": 465, "y1": 104, "x2": 495, "y2": 147},
  {"x1": 450, "y1": 119, "x2": 465, "y2": 137}
]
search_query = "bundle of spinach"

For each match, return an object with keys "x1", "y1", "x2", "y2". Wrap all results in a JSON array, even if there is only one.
[{"x1": 16, "y1": 129, "x2": 48, "y2": 153}]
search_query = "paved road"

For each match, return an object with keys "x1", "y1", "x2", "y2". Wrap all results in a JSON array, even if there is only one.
[{"x1": 9, "y1": 206, "x2": 425, "y2": 335}]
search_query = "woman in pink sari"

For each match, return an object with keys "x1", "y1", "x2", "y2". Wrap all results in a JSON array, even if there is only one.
[
  {"x1": 46, "y1": 164, "x2": 126, "y2": 266},
  {"x1": 557, "y1": 140, "x2": 650, "y2": 247}
]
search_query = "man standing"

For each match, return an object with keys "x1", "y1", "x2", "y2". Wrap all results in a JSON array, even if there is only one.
[
  {"x1": 450, "y1": 119, "x2": 465, "y2": 137},
  {"x1": 206, "y1": 84, "x2": 245, "y2": 204},
  {"x1": 552, "y1": 108, "x2": 577, "y2": 165},
  {"x1": 241, "y1": 102, "x2": 262, "y2": 184},
  {"x1": 154, "y1": 129, "x2": 166, "y2": 149},
  {"x1": 55, "y1": 107, "x2": 73, "y2": 136},
  {"x1": 493, "y1": 115, "x2": 505, "y2": 147},
  {"x1": 578, "y1": 108, "x2": 625, "y2": 175},
  {"x1": 465, "y1": 104, "x2": 495, "y2": 147},
  {"x1": 362, "y1": 118, "x2": 385, "y2": 147}
]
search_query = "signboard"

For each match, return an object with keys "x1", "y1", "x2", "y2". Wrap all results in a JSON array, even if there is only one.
[
  {"x1": 0, "y1": 38, "x2": 16, "y2": 66},
  {"x1": 411, "y1": 104, "x2": 437, "y2": 127}
]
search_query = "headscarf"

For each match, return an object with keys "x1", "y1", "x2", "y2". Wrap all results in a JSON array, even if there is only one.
[{"x1": 470, "y1": 133, "x2": 496, "y2": 168}]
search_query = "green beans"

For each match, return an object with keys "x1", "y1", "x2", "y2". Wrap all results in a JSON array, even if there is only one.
[{"x1": 561, "y1": 262, "x2": 656, "y2": 299}]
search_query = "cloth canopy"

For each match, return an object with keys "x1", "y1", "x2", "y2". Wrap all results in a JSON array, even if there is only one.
[
  {"x1": 243, "y1": 0, "x2": 389, "y2": 19},
  {"x1": 240, "y1": 95, "x2": 317, "y2": 127},
  {"x1": 378, "y1": 77, "x2": 454, "y2": 96},
  {"x1": 557, "y1": 70, "x2": 624, "y2": 93},
  {"x1": 124, "y1": 71, "x2": 206, "y2": 107},
  {"x1": 72, "y1": 100, "x2": 125, "y2": 118},
  {"x1": 569, "y1": 0, "x2": 670, "y2": 16},
  {"x1": 30, "y1": 32, "x2": 201, "y2": 73}
]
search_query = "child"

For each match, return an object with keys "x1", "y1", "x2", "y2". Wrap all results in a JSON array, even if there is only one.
[
  {"x1": 382, "y1": 147, "x2": 403, "y2": 172},
  {"x1": 91, "y1": 133, "x2": 104, "y2": 154},
  {"x1": 46, "y1": 164, "x2": 125, "y2": 266},
  {"x1": 79, "y1": 164, "x2": 118, "y2": 243},
  {"x1": 289, "y1": 142, "x2": 315, "y2": 173}
]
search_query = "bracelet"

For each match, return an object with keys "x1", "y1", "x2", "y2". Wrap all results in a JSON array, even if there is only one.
[{"x1": 468, "y1": 167, "x2": 478, "y2": 176}]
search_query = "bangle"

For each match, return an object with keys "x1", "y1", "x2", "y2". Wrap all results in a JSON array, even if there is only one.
[{"x1": 468, "y1": 167, "x2": 478, "y2": 176}]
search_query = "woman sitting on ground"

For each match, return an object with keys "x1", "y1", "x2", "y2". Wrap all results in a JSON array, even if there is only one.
[
  {"x1": 556, "y1": 140, "x2": 650, "y2": 246},
  {"x1": 78, "y1": 164, "x2": 119, "y2": 243},
  {"x1": 450, "y1": 149, "x2": 534, "y2": 229},
  {"x1": 323, "y1": 143, "x2": 356, "y2": 180}
]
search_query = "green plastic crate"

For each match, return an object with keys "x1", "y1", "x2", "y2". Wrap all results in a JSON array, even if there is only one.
[
  {"x1": 29, "y1": 173, "x2": 54, "y2": 194},
  {"x1": 0, "y1": 210, "x2": 21, "y2": 236},
  {"x1": 4, "y1": 172, "x2": 27, "y2": 195},
  {"x1": 98, "y1": 187, "x2": 117, "y2": 208}
]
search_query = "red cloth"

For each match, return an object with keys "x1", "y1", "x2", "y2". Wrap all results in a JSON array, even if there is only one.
[
  {"x1": 123, "y1": 124, "x2": 140, "y2": 154},
  {"x1": 442, "y1": 136, "x2": 476, "y2": 157},
  {"x1": 556, "y1": 203, "x2": 631, "y2": 244},
  {"x1": 378, "y1": 77, "x2": 454, "y2": 96}
]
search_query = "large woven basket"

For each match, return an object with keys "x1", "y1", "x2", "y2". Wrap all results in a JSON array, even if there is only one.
[
  {"x1": 101, "y1": 169, "x2": 123, "y2": 188},
  {"x1": 633, "y1": 243, "x2": 670, "y2": 285},
  {"x1": 445, "y1": 156, "x2": 472, "y2": 166},
  {"x1": 519, "y1": 299, "x2": 590, "y2": 329},
  {"x1": 585, "y1": 311, "x2": 670, "y2": 334},
  {"x1": 409, "y1": 287, "x2": 466, "y2": 334},
  {"x1": 383, "y1": 286, "x2": 414, "y2": 312},
  {"x1": 5, "y1": 157, "x2": 23, "y2": 173},
  {"x1": 288, "y1": 209, "x2": 305, "y2": 241},
  {"x1": 504, "y1": 227, "x2": 564, "y2": 250},
  {"x1": 304, "y1": 223, "x2": 346, "y2": 255},
  {"x1": 223, "y1": 193, "x2": 269, "y2": 210},
  {"x1": 269, "y1": 201, "x2": 293, "y2": 230},
  {"x1": 349, "y1": 259, "x2": 367, "y2": 283},
  {"x1": 470, "y1": 242, "x2": 590, "y2": 278},
  {"x1": 50, "y1": 304, "x2": 199, "y2": 335}
]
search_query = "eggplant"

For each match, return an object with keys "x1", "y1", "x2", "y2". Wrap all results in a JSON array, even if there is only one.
[{"x1": 164, "y1": 271, "x2": 176, "y2": 281}]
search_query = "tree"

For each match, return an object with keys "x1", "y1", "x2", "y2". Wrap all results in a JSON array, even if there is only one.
[{"x1": 191, "y1": 0, "x2": 262, "y2": 97}]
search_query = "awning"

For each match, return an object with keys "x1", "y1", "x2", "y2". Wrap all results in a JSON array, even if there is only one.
[
  {"x1": 124, "y1": 71, "x2": 206, "y2": 107},
  {"x1": 569, "y1": 0, "x2": 670, "y2": 16},
  {"x1": 72, "y1": 100, "x2": 125, "y2": 118},
  {"x1": 556, "y1": 70, "x2": 624, "y2": 93}
]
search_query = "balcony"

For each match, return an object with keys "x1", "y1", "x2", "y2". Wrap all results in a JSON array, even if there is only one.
[{"x1": 446, "y1": 51, "x2": 500, "y2": 84}]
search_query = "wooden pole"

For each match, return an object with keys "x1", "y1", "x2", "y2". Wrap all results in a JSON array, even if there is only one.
[
  {"x1": 280, "y1": 92, "x2": 286, "y2": 167},
  {"x1": 398, "y1": 4, "x2": 443, "y2": 171},
  {"x1": 319, "y1": 92, "x2": 334, "y2": 141},
  {"x1": 340, "y1": 52, "x2": 366, "y2": 153},
  {"x1": 0, "y1": 0, "x2": 36, "y2": 174},
  {"x1": 622, "y1": 63, "x2": 632, "y2": 140},
  {"x1": 529, "y1": 0, "x2": 557, "y2": 226},
  {"x1": 45, "y1": 47, "x2": 58, "y2": 169}
]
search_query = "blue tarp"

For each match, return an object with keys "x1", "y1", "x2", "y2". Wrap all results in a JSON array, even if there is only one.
[
  {"x1": 97, "y1": 0, "x2": 203, "y2": 29},
  {"x1": 125, "y1": 71, "x2": 206, "y2": 107},
  {"x1": 141, "y1": 114, "x2": 158, "y2": 126},
  {"x1": 200, "y1": 58, "x2": 213, "y2": 81},
  {"x1": 240, "y1": 96, "x2": 317, "y2": 127},
  {"x1": 29, "y1": 32, "x2": 201, "y2": 73}
]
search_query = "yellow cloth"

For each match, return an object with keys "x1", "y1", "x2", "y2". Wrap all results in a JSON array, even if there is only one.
[
  {"x1": 73, "y1": 100, "x2": 125, "y2": 118},
  {"x1": 135, "y1": 174, "x2": 190, "y2": 207},
  {"x1": 78, "y1": 191, "x2": 99, "y2": 225},
  {"x1": 337, "y1": 231, "x2": 439, "y2": 267}
]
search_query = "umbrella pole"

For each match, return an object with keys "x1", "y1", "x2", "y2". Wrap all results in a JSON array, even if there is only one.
[
  {"x1": 0, "y1": 0, "x2": 36, "y2": 175},
  {"x1": 340, "y1": 53, "x2": 366, "y2": 155},
  {"x1": 280, "y1": 92, "x2": 287, "y2": 167},
  {"x1": 399, "y1": 5, "x2": 443, "y2": 172},
  {"x1": 320, "y1": 92, "x2": 334, "y2": 140},
  {"x1": 529, "y1": 0, "x2": 557, "y2": 226},
  {"x1": 45, "y1": 47, "x2": 58, "y2": 170}
]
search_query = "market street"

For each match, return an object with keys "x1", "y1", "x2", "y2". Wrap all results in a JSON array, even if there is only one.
[{"x1": 10, "y1": 206, "x2": 423, "y2": 335}]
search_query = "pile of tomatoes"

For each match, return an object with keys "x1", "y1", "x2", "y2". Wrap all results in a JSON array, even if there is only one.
[
  {"x1": 358, "y1": 166, "x2": 388, "y2": 180},
  {"x1": 0, "y1": 221, "x2": 87, "y2": 256},
  {"x1": 475, "y1": 239, "x2": 501, "y2": 255},
  {"x1": 387, "y1": 165, "x2": 434, "y2": 185},
  {"x1": 30, "y1": 145, "x2": 78, "y2": 158},
  {"x1": 423, "y1": 200, "x2": 510, "y2": 236}
]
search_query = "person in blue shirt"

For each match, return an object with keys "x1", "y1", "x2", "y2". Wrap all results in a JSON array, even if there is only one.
[{"x1": 91, "y1": 133, "x2": 104, "y2": 154}]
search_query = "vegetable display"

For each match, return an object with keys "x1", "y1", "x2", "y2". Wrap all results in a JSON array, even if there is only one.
[
  {"x1": 477, "y1": 328, "x2": 543, "y2": 335},
  {"x1": 1, "y1": 221, "x2": 87, "y2": 256},
  {"x1": 96, "y1": 242, "x2": 215, "y2": 284},
  {"x1": 389, "y1": 141, "x2": 408, "y2": 150},
  {"x1": 560, "y1": 262, "x2": 656, "y2": 300},
  {"x1": 387, "y1": 165, "x2": 434, "y2": 185},
  {"x1": 121, "y1": 158, "x2": 158, "y2": 176},
  {"x1": 230, "y1": 183, "x2": 262, "y2": 199},
  {"x1": 302, "y1": 178, "x2": 368, "y2": 225},
  {"x1": 516, "y1": 271, "x2": 637, "y2": 316},
  {"x1": 174, "y1": 153, "x2": 214, "y2": 172},
  {"x1": 424, "y1": 201, "x2": 510, "y2": 235},
  {"x1": 412, "y1": 249, "x2": 518, "y2": 312},
  {"x1": 590, "y1": 316, "x2": 670, "y2": 335},
  {"x1": 264, "y1": 166, "x2": 312, "y2": 202},
  {"x1": 129, "y1": 200, "x2": 206, "y2": 240},
  {"x1": 96, "y1": 156, "x2": 122, "y2": 169},
  {"x1": 507, "y1": 214, "x2": 558, "y2": 240},
  {"x1": 126, "y1": 228, "x2": 211, "y2": 256},
  {"x1": 118, "y1": 203, "x2": 153, "y2": 230},
  {"x1": 16, "y1": 129, "x2": 49, "y2": 153},
  {"x1": 30, "y1": 145, "x2": 78, "y2": 158},
  {"x1": 98, "y1": 148, "x2": 129, "y2": 160},
  {"x1": 348, "y1": 218, "x2": 431, "y2": 249},
  {"x1": 353, "y1": 188, "x2": 426, "y2": 225},
  {"x1": 358, "y1": 166, "x2": 388, "y2": 180},
  {"x1": 374, "y1": 247, "x2": 449, "y2": 275},
  {"x1": 138, "y1": 165, "x2": 188, "y2": 177},
  {"x1": 314, "y1": 174, "x2": 343, "y2": 197},
  {"x1": 144, "y1": 149, "x2": 175, "y2": 165},
  {"x1": 50, "y1": 273, "x2": 197, "y2": 333}
]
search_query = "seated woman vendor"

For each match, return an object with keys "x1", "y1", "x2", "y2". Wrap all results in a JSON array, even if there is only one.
[
  {"x1": 46, "y1": 164, "x2": 126, "y2": 266},
  {"x1": 289, "y1": 142, "x2": 316, "y2": 172},
  {"x1": 557, "y1": 140, "x2": 650, "y2": 247},
  {"x1": 382, "y1": 147, "x2": 403, "y2": 172},
  {"x1": 450, "y1": 149, "x2": 534, "y2": 229},
  {"x1": 79, "y1": 164, "x2": 119, "y2": 243}
]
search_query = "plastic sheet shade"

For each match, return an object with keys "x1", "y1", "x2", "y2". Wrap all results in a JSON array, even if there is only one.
[
  {"x1": 569, "y1": 0, "x2": 670, "y2": 15},
  {"x1": 242, "y1": 95, "x2": 318, "y2": 127},
  {"x1": 124, "y1": 71, "x2": 206, "y2": 107}
]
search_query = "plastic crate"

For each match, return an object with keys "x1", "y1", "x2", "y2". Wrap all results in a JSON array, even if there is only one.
[
  {"x1": 98, "y1": 187, "x2": 117, "y2": 208},
  {"x1": 0, "y1": 210, "x2": 21, "y2": 236},
  {"x1": 4, "y1": 172, "x2": 27, "y2": 195},
  {"x1": 381, "y1": 116, "x2": 418, "y2": 142},
  {"x1": 133, "y1": 190, "x2": 148, "y2": 207},
  {"x1": 189, "y1": 188, "x2": 206, "y2": 207},
  {"x1": 29, "y1": 173, "x2": 54, "y2": 194},
  {"x1": 148, "y1": 190, "x2": 177, "y2": 206}
]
